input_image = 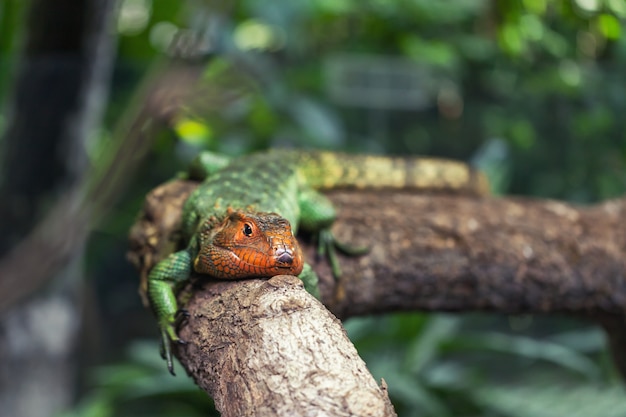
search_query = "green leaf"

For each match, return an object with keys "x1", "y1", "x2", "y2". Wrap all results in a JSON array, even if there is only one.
[
  {"x1": 473, "y1": 382, "x2": 626, "y2": 417},
  {"x1": 546, "y1": 328, "x2": 606, "y2": 353},
  {"x1": 55, "y1": 394, "x2": 113, "y2": 417},
  {"x1": 369, "y1": 358, "x2": 453, "y2": 417},
  {"x1": 174, "y1": 118, "x2": 213, "y2": 146},
  {"x1": 405, "y1": 315, "x2": 460, "y2": 373},
  {"x1": 401, "y1": 35, "x2": 459, "y2": 69},
  {"x1": 597, "y1": 13, "x2": 622, "y2": 40},
  {"x1": 453, "y1": 332, "x2": 600, "y2": 379},
  {"x1": 499, "y1": 23, "x2": 526, "y2": 55}
]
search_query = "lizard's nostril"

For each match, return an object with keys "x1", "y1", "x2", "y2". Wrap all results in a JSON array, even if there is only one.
[{"x1": 275, "y1": 248, "x2": 294, "y2": 265}]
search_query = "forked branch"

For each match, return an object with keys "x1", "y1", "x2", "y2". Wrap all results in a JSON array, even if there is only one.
[{"x1": 129, "y1": 180, "x2": 626, "y2": 415}]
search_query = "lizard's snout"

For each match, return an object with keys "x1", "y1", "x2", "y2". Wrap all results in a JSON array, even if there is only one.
[
  {"x1": 275, "y1": 247, "x2": 295, "y2": 265},
  {"x1": 270, "y1": 235, "x2": 304, "y2": 275}
]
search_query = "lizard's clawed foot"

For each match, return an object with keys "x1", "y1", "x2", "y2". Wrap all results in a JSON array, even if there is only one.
[
  {"x1": 175, "y1": 308, "x2": 190, "y2": 328},
  {"x1": 159, "y1": 318, "x2": 188, "y2": 376},
  {"x1": 317, "y1": 229, "x2": 369, "y2": 279}
]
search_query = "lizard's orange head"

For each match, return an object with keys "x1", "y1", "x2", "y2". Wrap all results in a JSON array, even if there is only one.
[{"x1": 194, "y1": 210, "x2": 304, "y2": 279}]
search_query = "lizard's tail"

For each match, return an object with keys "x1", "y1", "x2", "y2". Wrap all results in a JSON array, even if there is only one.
[{"x1": 299, "y1": 151, "x2": 490, "y2": 196}]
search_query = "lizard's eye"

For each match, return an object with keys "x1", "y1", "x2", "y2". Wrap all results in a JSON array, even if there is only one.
[{"x1": 243, "y1": 223, "x2": 253, "y2": 237}]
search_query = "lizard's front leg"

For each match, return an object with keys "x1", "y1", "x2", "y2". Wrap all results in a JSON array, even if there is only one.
[
  {"x1": 148, "y1": 248, "x2": 193, "y2": 375},
  {"x1": 298, "y1": 263, "x2": 321, "y2": 299},
  {"x1": 298, "y1": 188, "x2": 367, "y2": 280},
  {"x1": 187, "y1": 151, "x2": 231, "y2": 180}
]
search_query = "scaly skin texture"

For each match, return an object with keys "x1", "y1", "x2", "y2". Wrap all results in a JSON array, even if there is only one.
[
  {"x1": 193, "y1": 210, "x2": 303, "y2": 279},
  {"x1": 147, "y1": 149, "x2": 489, "y2": 374}
]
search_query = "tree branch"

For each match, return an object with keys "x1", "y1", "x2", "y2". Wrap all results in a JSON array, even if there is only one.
[
  {"x1": 319, "y1": 191, "x2": 626, "y2": 318},
  {"x1": 176, "y1": 276, "x2": 396, "y2": 416}
]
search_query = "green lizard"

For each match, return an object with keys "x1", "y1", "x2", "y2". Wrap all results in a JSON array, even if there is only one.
[{"x1": 147, "y1": 149, "x2": 489, "y2": 374}]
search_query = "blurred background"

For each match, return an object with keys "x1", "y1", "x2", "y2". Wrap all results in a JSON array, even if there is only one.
[{"x1": 1, "y1": 1, "x2": 626, "y2": 416}]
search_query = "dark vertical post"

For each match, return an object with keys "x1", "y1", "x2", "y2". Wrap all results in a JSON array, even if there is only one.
[{"x1": 0, "y1": 1, "x2": 116, "y2": 416}]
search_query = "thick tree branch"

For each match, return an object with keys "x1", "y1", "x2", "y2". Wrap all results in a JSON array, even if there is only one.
[
  {"x1": 129, "y1": 180, "x2": 626, "y2": 413},
  {"x1": 176, "y1": 276, "x2": 396, "y2": 416},
  {"x1": 319, "y1": 192, "x2": 626, "y2": 318}
]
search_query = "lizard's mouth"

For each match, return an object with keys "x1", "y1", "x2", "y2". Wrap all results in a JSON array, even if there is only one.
[
  {"x1": 193, "y1": 210, "x2": 305, "y2": 278},
  {"x1": 274, "y1": 247, "x2": 295, "y2": 266},
  {"x1": 197, "y1": 243, "x2": 304, "y2": 278},
  {"x1": 228, "y1": 244, "x2": 302, "y2": 274}
]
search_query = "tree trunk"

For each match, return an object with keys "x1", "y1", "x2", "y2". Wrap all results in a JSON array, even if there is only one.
[{"x1": 0, "y1": 1, "x2": 116, "y2": 416}]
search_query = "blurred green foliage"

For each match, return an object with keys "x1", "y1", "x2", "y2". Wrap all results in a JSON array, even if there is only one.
[
  {"x1": 2, "y1": 0, "x2": 626, "y2": 416},
  {"x1": 57, "y1": 341, "x2": 216, "y2": 417}
]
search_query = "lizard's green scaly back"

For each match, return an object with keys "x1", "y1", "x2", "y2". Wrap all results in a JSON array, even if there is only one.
[
  {"x1": 183, "y1": 149, "x2": 488, "y2": 238},
  {"x1": 182, "y1": 151, "x2": 302, "y2": 239}
]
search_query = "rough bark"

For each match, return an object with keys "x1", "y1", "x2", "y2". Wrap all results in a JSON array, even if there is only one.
[
  {"x1": 320, "y1": 192, "x2": 626, "y2": 317},
  {"x1": 129, "y1": 180, "x2": 626, "y2": 415},
  {"x1": 177, "y1": 276, "x2": 396, "y2": 416}
]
